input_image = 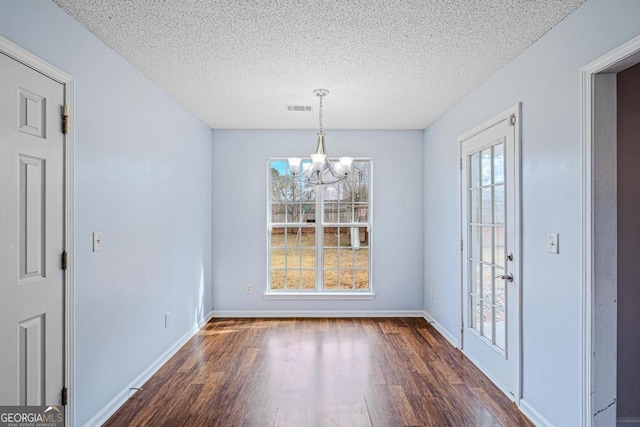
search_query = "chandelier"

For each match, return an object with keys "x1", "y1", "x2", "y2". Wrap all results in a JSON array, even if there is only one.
[{"x1": 287, "y1": 89, "x2": 353, "y2": 185}]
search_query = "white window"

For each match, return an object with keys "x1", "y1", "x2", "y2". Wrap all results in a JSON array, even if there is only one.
[{"x1": 267, "y1": 158, "x2": 372, "y2": 294}]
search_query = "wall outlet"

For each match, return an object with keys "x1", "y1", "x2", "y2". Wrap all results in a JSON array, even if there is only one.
[
  {"x1": 164, "y1": 312, "x2": 170, "y2": 328},
  {"x1": 246, "y1": 284, "x2": 253, "y2": 294}
]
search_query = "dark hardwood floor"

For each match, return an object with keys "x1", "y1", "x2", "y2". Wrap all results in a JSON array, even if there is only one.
[{"x1": 105, "y1": 318, "x2": 532, "y2": 426}]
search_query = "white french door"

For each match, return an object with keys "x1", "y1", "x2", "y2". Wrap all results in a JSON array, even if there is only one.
[{"x1": 460, "y1": 105, "x2": 520, "y2": 400}]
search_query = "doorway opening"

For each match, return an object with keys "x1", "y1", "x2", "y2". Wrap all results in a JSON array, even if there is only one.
[{"x1": 582, "y1": 34, "x2": 640, "y2": 426}]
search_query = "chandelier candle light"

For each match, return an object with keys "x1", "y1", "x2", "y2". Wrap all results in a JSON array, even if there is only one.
[{"x1": 287, "y1": 89, "x2": 354, "y2": 185}]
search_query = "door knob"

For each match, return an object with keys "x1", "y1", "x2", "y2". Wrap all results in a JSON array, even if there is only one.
[{"x1": 497, "y1": 273, "x2": 514, "y2": 282}]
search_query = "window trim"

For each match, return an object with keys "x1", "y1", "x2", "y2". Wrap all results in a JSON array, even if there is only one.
[
  {"x1": 265, "y1": 157, "x2": 374, "y2": 298},
  {"x1": 263, "y1": 292, "x2": 375, "y2": 300}
]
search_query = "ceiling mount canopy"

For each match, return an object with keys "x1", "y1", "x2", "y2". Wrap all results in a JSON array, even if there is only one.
[{"x1": 287, "y1": 89, "x2": 353, "y2": 185}]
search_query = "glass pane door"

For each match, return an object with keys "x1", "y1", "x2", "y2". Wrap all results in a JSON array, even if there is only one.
[
  {"x1": 467, "y1": 139, "x2": 506, "y2": 353},
  {"x1": 460, "y1": 107, "x2": 519, "y2": 400}
]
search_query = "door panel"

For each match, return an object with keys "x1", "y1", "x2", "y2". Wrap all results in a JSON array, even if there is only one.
[
  {"x1": 18, "y1": 314, "x2": 45, "y2": 405},
  {"x1": 20, "y1": 155, "x2": 47, "y2": 280},
  {"x1": 460, "y1": 110, "x2": 520, "y2": 399},
  {"x1": 0, "y1": 52, "x2": 65, "y2": 405}
]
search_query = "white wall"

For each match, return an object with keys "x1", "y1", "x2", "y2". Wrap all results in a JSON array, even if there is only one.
[
  {"x1": 0, "y1": 1, "x2": 212, "y2": 425},
  {"x1": 212, "y1": 130, "x2": 424, "y2": 312},
  {"x1": 423, "y1": 0, "x2": 640, "y2": 425},
  {"x1": 593, "y1": 74, "x2": 617, "y2": 427}
]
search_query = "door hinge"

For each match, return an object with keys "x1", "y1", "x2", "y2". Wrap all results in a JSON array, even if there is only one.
[
  {"x1": 61, "y1": 251, "x2": 68, "y2": 270},
  {"x1": 61, "y1": 386, "x2": 68, "y2": 406},
  {"x1": 509, "y1": 114, "x2": 516, "y2": 126},
  {"x1": 459, "y1": 158, "x2": 463, "y2": 170},
  {"x1": 62, "y1": 105, "x2": 69, "y2": 135},
  {"x1": 460, "y1": 239, "x2": 463, "y2": 251}
]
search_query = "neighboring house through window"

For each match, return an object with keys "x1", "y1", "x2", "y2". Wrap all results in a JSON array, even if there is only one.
[{"x1": 268, "y1": 158, "x2": 372, "y2": 294}]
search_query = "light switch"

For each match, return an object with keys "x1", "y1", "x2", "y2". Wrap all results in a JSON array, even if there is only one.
[
  {"x1": 93, "y1": 232, "x2": 104, "y2": 252},
  {"x1": 547, "y1": 233, "x2": 559, "y2": 254}
]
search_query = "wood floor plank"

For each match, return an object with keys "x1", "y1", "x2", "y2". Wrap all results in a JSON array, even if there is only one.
[{"x1": 105, "y1": 318, "x2": 533, "y2": 427}]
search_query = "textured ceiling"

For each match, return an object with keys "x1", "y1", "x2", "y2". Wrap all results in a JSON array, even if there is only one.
[{"x1": 52, "y1": 0, "x2": 585, "y2": 130}]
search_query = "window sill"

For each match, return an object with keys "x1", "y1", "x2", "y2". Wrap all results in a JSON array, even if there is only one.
[{"x1": 263, "y1": 292, "x2": 376, "y2": 300}]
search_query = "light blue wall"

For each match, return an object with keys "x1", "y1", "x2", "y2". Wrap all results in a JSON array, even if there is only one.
[
  {"x1": 0, "y1": 1, "x2": 212, "y2": 425},
  {"x1": 212, "y1": 130, "x2": 424, "y2": 312},
  {"x1": 423, "y1": 0, "x2": 640, "y2": 425},
  {"x1": 5, "y1": 0, "x2": 638, "y2": 424}
]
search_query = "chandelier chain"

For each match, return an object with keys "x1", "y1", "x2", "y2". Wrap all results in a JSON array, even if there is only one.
[
  {"x1": 319, "y1": 92, "x2": 324, "y2": 133},
  {"x1": 286, "y1": 88, "x2": 351, "y2": 186}
]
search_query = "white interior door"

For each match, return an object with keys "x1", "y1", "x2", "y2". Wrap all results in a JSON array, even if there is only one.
[
  {"x1": 460, "y1": 107, "x2": 520, "y2": 400},
  {"x1": 0, "y1": 52, "x2": 65, "y2": 405}
]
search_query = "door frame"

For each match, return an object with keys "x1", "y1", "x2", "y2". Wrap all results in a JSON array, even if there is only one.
[
  {"x1": 457, "y1": 103, "x2": 522, "y2": 403},
  {"x1": 581, "y1": 34, "x2": 640, "y2": 427},
  {"x1": 0, "y1": 35, "x2": 75, "y2": 425}
]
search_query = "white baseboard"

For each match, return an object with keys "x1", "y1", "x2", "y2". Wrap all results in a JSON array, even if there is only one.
[
  {"x1": 211, "y1": 310, "x2": 425, "y2": 318},
  {"x1": 618, "y1": 418, "x2": 640, "y2": 425},
  {"x1": 519, "y1": 399, "x2": 552, "y2": 427},
  {"x1": 198, "y1": 310, "x2": 214, "y2": 328},
  {"x1": 422, "y1": 311, "x2": 459, "y2": 347},
  {"x1": 83, "y1": 310, "x2": 214, "y2": 427}
]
